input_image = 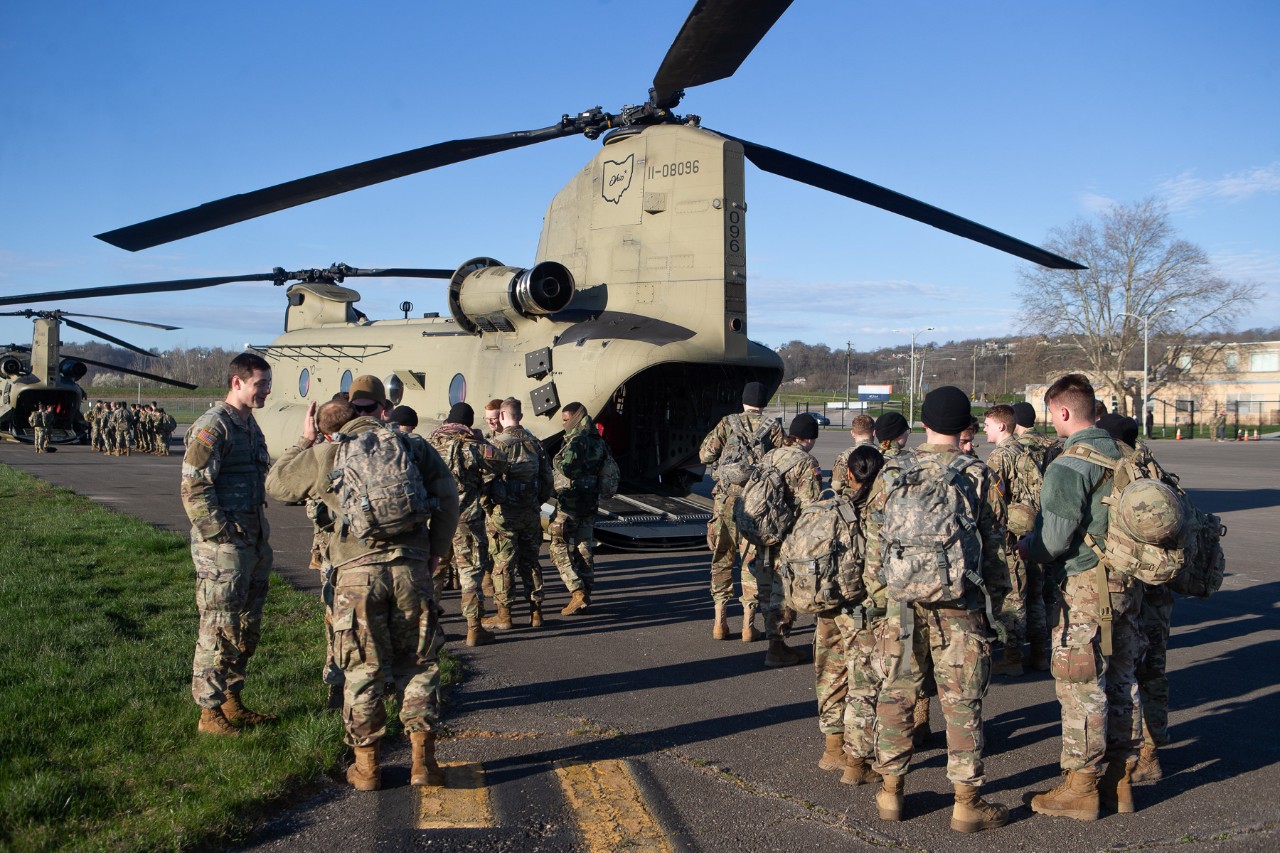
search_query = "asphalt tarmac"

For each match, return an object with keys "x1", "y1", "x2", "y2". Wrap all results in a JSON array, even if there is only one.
[{"x1": 4, "y1": 431, "x2": 1278, "y2": 852}]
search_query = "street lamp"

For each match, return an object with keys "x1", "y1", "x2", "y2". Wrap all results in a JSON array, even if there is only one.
[
  {"x1": 845, "y1": 340, "x2": 852, "y2": 424},
  {"x1": 1118, "y1": 308, "x2": 1176, "y2": 423},
  {"x1": 919, "y1": 356, "x2": 957, "y2": 392},
  {"x1": 892, "y1": 326, "x2": 934, "y2": 428}
]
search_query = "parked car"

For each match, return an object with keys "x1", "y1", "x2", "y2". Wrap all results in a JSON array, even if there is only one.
[{"x1": 803, "y1": 411, "x2": 831, "y2": 427}]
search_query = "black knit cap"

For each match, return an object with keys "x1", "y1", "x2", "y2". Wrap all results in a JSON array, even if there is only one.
[
  {"x1": 1012, "y1": 401, "x2": 1037, "y2": 428},
  {"x1": 873, "y1": 411, "x2": 909, "y2": 443},
  {"x1": 921, "y1": 386, "x2": 972, "y2": 435},
  {"x1": 389, "y1": 405, "x2": 418, "y2": 429},
  {"x1": 742, "y1": 381, "x2": 769, "y2": 408},
  {"x1": 1097, "y1": 413, "x2": 1139, "y2": 446},
  {"x1": 789, "y1": 413, "x2": 819, "y2": 440},
  {"x1": 446, "y1": 402, "x2": 474, "y2": 427}
]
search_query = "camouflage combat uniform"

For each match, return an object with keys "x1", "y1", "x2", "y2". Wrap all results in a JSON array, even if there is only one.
[
  {"x1": 266, "y1": 416, "x2": 460, "y2": 747},
  {"x1": 761, "y1": 442, "x2": 823, "y2": 637},
  {"x1": 116, "y1": 405, "x2": 133, "y2": 455},
  {"x1": 550, "y1": 414, "x2": 609, "y2": 597},
  {"x1": 866, "y1": 444, "x2": 1010, "y2": 786},
  {"x1": 490, "y1": 424, "x2": 553, "y2": 612},
  {"x1": 1019, "y1": 430, "x2": 1062, "y2": 650},
  {"x1": 698, "y1": 412, "x2": 785, "y2": 614},
  {"x1": 985, "y1": 433, "x2": 1044, "y2": 650},
  {"x1": 830, "y1": 436, "x2": 875, "y2": 497},
  {"x1": 429, "y1": 423, "x2": 505, "y2": 623},
  {"x1": 182, "y1": 402, "x2": 274, "y2": 711},
  {"x1": 31, "y1": 408, "x2": 48, "y2": 452},
  {"x1": 1026, "y1": 427, "x2": 1145, "y2": 773}
]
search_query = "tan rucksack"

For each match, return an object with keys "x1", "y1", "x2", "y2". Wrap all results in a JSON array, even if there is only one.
[{"x1": 777, "y1": 494, "x2": 865, "y2": 613}]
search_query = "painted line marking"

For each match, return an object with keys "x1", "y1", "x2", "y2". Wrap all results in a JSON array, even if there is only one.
[
  {"x1": 417, "y1": 762, "x2": 494, "y2": 829},
  {"x1": 554, "y1": 759, "x2": 673, "y2": 853}
]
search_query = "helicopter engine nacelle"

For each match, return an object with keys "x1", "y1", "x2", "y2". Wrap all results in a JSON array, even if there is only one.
[
  {"x1": 1, "y1": 356, "x2": 25, "y2": 377},
  {"x1": 59, "y1": 359, "x2": 88, "y2": 382},
  {"x1": 448, "y1": 258, "x2": 574, "y2": 335}
]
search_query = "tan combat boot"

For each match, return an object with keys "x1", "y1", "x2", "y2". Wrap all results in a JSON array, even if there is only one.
[
  {"x1": 741, "y1": 605, "x2": 763, "y2": 642},
  {"x1": 1027, "y1": 640, "x2": 1050, "y2": 672},
  {"x1": 482, "y1": 605, "x2": 513, "y2": 631},
  {"x1": 951, "y1": 783, "x2": 1009, "y2": 833},
  {"x1": 991, "y1": 645, "x2": 1024, "y2": 677},
  {"x1": 346, "y1": 742, "x2": 381, "y2": 791},
  {"x1": 818, "y1": 733, "x2": 845, "y2": 771},
  {"x1": 1030, "y1": 769, "x2": 1099, "y2": 821},
  {"x1": 410, "y1": 731, "x2": 446, "y2": 787},
  {"x1": 221, "y1": 693, "x2": 277, "y2": 725},
  {"x1": 876, "y1": 775, "x2": 905, "y2": 821},
  {"x1": 1132, "y1": 743, "x2": 1162, "y2": 783},
  {"x1": 466, "y1": 620, "x2": 496, "y2": 647},
  {"x1": 530, "y1": 604, "x2": 543, "y2": 628},
  {"x1": 197, "y1": 706, "x2": 239, "y2": 737},
  {"x1": 561, "y1": 589, "x2": 588, "y2": 616},
  {"x1": 1099, "y1": 758, "x2": 1136, "y2": 813},
  {"x1": 841, "y1": 758, "x2": 881, "y2": 787},
  {"x1": 712, "y1": 602, "x2": 729, "y2": 641},
  {"x1": 912, "y1": 696, "x2": 931, "y2": 748},
  {"x1": 764, "y1": 639, "x2": 801, "y2": 667}
]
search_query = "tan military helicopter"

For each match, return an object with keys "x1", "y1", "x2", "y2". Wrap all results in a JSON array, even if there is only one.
[
  {"x1": 1, "y1": 0, "x2": 1079, "y2": 540},
  {"x1": 0, "y1": 310, "x2": 196, "y2": 444}
]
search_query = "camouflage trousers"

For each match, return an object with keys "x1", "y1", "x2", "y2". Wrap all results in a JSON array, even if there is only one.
[
  {"x1": 873, "y1": 603, "x2": 992, "y2": 785},
  {"x1": 814, "y1": 614, "x2": 847, "y2": 735},
  {"x1": 1049, "y1": 571, "x2": 1146, "y2": 772},
  {"x1": 550, "y1": 511, "x2": 595, "y2": 594},
  {"x1": 446, "y1": 515, "x2": 493, "y2": 623},
  {"x1": 706, "y1": 493, "x2": 763, "y2": 611},
  {"x1": 1137, "y1": 582, "x2": 1174, "y2": 747},
  {"x1": 998, "y1": 538, "x2": 1029, "y2": 648},
  {"x1": 331, "y1": 555, "x2": 441, "y2": 747},
  {"x1": 191, "y1": 517, "x2": 273, "y2": 708},
  {"x1": 814, "y1": 608, "x2": 883, "y2": 759},
  {"x1": 491, "y1": 514, "x2": 544, "y2": 610},
  {"x1": 115, "y1": 428, "x2": 130, "y2": 454},
  {"x1": 1026, "y1": 558, "x2": 1050, "y2": 649},
  {"x1": 33, "y1": 428, "x2": 48, "y2": 452}
]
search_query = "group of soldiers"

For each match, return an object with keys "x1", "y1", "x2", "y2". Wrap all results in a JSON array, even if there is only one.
[
  {"x1": 180, "y1": 357, "x2": 615, "y2": 793},
  {"x1": 87, "y1": 400, "x2": 176, "y2": 455},
  {"x1": 28, "y1": 403, "x2": 54, "y2": 452},
  {"x1": 701, "y1": 377, "x2": 1178, "y2": 832}
]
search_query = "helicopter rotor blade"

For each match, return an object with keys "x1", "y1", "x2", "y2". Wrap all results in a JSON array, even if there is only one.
[
  {"x1": 61, "y1": 318, "x2": 159, "y2": 358},
  {"x1": 720, "y1": 132, "x2": 1085, "y2": 270},
  {"x1": 60, "y1": 312, "x2": 181, "y2": 331},
  {"x1": 96, "y1": 124, "x2": 579, "y2": 252},
  {"x1": 0, "y1": 273, "x2": 284, "y2": 307},
  {"x1": 651, "y1": 0, "x2": 793, "y2": 109},
  {"x1": 68, "y1": 354, "x2": 198, "y2": 390}
]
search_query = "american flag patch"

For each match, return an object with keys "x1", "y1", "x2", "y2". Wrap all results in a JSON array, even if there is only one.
[{"x1": 193, "y1": 428, "x2": 217, "y2": 448}]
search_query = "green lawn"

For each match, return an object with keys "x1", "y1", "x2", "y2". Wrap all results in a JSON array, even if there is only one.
[{"x1": 0, "y1": 465, "x2": 460, "y2": 851}]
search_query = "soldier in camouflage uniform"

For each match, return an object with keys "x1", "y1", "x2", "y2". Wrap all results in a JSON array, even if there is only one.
[
  {"x1": 830, "y1": 414, "x2": 875, "y2": 497},
  {"x1": 1013, "y1": 400, "x2": 1059, "y2": 670},
  {"x1": 116, "y1": 401, "x2": 133, "y2": 455},
  {"x1": 698, "y1": 381, "x2": 784, "y2": 641},
  {"x1": 429, "y1": 402, "x2": 506, "y2": 646},
  {"x1": 867, "y1": 387, "x2": 1011, "y2": 833},
  {"x1": 101, "y1": 402, "x2": 117, "y2": 454},
  {"x1": 181, "y1": 353, "x2": 276, "y2": 738},
  {"x1": 88, "y1": 401, "x2": 102, "y2": 452},
  {"x1": 267, "y1": 396, "x2": 460, "y2": 792},
  {"x1": 488, "y1": 398, "x2": 553, "y2": 628},
  {"x1": 551, "y1": 402, "x2": 610, "y2": 615},
  {"x1": 30, "y1": 405, "x2": 48, "y2": 452},
  {"x1": 1019, "y1": 376, "x2": 1146, "y2": 821},
  {"x1": 157, "y1": 407, "x2": 176, "y2": 455}
]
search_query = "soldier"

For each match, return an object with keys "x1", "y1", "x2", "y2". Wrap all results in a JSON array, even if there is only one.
[
  {"x1": 488, "y1": 397, "x2": 553, "y2": 628},
  {"x1": 88, "y1": 401, "x2": 102, "y2": 452},
  {"x1": 1018, "y1": 374, "x2": 1146, "y2": 820},
  {"x1": 1013, "y1": 401, "x2": 1063, "y2": 467},
  {"x1": 389, "y1": 405, "x2": 419, "y2": 433},
  {"x1": 958, "y1": 417, "x2": 979, "y2": 456},
  {"x1": 1013, "y1": 399, "x2": 1060, "y2": 661},
  {"x1": 482, "y1": 398, "x2": 504, "y2": 439},
  {"x1": 983, "y1": 403, "x2": 1047, "y2": 675},
  {"x1": 101, "y1": 402, "x2": 117, "y2": 455},
  {"x1": 550, "y1": 402, "x2": 610, "y2": 615},
  {"x1": 31, "y1": 404, "x2": 48, "y2": 452},
  {"x1": 116, "y1": 401, "x2": 133, "y2": 456},
  {"x1": 266, "y1": 397, "x2": 460, "y2": 792},
  {"x1": 157, "y1": 407, "x2": 176, "y2": 455},
  {"x1": 866, "y1": 386, "x2": 1011, "y2": 833},
  {"x1": 429, "y1": 402, "x2": 506, "y2": 646},
  {"x1": 873, "y1": 411, "x2": 909, "y2": 458},
  {"x1": 182, "y1": 353, "x2": 276, "y2": 737},
  {"x1": 699, "y1": 381, "x2": 784, "y2": 641},
  {"x1": 831, "y1": 413, "x2": 876, "y2": 496}
]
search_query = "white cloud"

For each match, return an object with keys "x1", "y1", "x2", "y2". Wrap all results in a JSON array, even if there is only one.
[
  {"x1": 1158, "y1": 163, "x2": 1280, "y2": 211},
  {"x1": 1079, "y1": 192, "x2": 1118, "y2": 215}
]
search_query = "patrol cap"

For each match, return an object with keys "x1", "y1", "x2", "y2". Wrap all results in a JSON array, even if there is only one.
[
  {"x1": 742, "y1": 381, "x2": 770, "y2": 408},
  {"x1": 389, "y1": 405, "x2": 419, "y2": 429},
  {"x1": 1012, "y1": 401, "x2": 1037, "y2": 428},
  {"x1": 920, "y1": 386, "x2": 972, "y2": 435},
  {"x1": 789, "y1": 413, "x2": 819, "y2": 440},
  {"x1": 873, "y1": 411, "x2": 909, "y2": 442},
  {"x1": 446, "y1": 402, "x2": 475, "y2": 427},
  {"x1": 349, "y1": 375, "x2": 385, "y2": 404}
]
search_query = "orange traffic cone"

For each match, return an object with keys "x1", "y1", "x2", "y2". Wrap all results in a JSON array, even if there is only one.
[
  {"x1": 1237, "y1": 429, "x2": 1245, "y2": 441},
  {"x1": 1175, "y1": 426, "x2": 1182, "y2": 440},
  {"x1": 1252, "y1": 428, "x2": 1260, "y2": 441}
]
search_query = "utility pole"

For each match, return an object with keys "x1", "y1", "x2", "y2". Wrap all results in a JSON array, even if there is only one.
[
  {"x1": 893, "y1": 326, "x2": 934, "y2": 428},
  {"x1": 845, "y1": 341, "x2": 852, "y2": 427}
]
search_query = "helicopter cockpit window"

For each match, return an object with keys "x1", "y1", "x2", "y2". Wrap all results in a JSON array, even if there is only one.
[
  {"x1": 299, "y1": 368, "x2": 310, "y2": 398},
  {"x1": 340, "y1": 370, "x2": 353, "y2": 394},
  {"x1": 448, "y1": 373, "x2": 466, "y2": 405},
  {"x1": 385, "y1": 375, "x2": 404, "y2": 406}
]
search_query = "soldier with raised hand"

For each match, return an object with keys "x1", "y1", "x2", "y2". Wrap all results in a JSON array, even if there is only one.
[
  {"x1": 183, "y1": 352, "x2": 275, "y2": 737},
  {"x1": 266, "y1": 395, "x2": 460, "y2": 792},
  {"x1": 551, "y1": 402, "x2": 610, "y2": 615},
  {"x1": 866, "y1": 386, "x2": 1011, "y2": 833},
  {"x1": 831, "y1": 414, "x2": 876, "y2": 497},
  {"x1": 488, "y1": 397, "x2": 553, "y2": 628},
  {"x1": 699, "y1": 381, "x2": 784, "y2": 641},
  {"x1": 429, "y1": 402, "x2": 506, "y2": 646},
  {"x1": 1018, "y1": 375, "x2": 1146, "y2": 821}
]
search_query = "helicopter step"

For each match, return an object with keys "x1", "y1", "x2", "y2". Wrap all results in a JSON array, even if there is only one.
[{"x1": 588, "y1": 491, "x2": 712, "y2": 551}]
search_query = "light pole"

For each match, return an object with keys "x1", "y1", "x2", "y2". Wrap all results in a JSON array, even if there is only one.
[
  {"x1": 919, "y1": 356, "x2": 956, "y2": 393},
  {"x1": 893, "y1": 326, "x2": 934, "y2": 428},
  {"x1": 845, "y1": 340, "x2": 852, "y2": 424},
  {"x1": 1119, "y1": 308, "x2": 1176, "y2": 419}
]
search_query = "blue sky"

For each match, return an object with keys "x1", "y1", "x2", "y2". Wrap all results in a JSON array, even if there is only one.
[{"x1": 2, "y1": 1, "x2": 1278, "y2": 356}]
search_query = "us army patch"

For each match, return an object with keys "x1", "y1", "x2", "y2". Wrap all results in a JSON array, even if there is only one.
[{"x1": 994, "y1": 472, "x2": 1007, "y2": 498}]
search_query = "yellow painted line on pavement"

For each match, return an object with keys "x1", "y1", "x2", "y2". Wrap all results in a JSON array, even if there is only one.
[
  {"x1": 417, "y1": 762, "x2": 494, "y2": 829},
  {"x1": 554, "y1": 759, "x2": 673, "y2": 853}
]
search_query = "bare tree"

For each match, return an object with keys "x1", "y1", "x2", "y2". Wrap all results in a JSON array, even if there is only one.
[{"x1": 1017, "y1": 198, "x2": 1260, "y2": 415}]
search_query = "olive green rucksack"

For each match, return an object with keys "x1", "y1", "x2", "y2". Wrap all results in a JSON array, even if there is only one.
[{"x1": 777, "y1": 494, "x2": 865, "y2": 614}]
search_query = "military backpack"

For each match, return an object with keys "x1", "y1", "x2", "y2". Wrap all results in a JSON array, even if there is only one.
[
  {"x1": 733, "y1": 447, "x2": 808, "y2": 548},
  {"x1": 777, "y1": 493, "x2": 865, "y2": 614},
  {"x1": 715, "y1": 413, "x2": 779, "y2": 487},
  {"x1": 328, "y1": 426, "x2": 436, "y2": 543},
  {"x1": 1001, "y1": 440, "x2": 1045, "y2": 536},
  {"x1": 503, "y1": 433, "x2": 551, "y2": 505}
]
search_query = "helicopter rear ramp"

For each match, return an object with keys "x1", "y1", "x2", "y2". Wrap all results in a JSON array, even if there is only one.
[{"x1": 591, "y1": 491, "x2": 712, "y2": 550}]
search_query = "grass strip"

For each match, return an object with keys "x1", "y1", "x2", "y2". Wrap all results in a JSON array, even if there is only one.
[{"x1": 0, "y1": 464, "x2": 460, "y2": 851}]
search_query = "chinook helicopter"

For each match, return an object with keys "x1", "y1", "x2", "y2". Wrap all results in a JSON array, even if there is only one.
[
  {"x1": 1, "y1": 0, "x2": 1079, "y2": 541},
  {"x1": 0, "y1": 310, "x2": 196, "y2": 444}
]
